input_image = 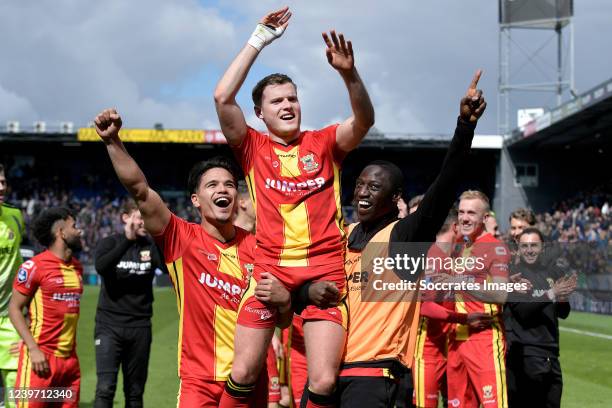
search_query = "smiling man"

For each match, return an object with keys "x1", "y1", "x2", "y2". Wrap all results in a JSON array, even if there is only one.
[
  {"x1": 445, "y1": 190, "x2": 511, "y2": 408},
  {"x1": 281, "y1": 71, "x2": 487, "y2": 407},
  {"x1": 214, "y1": 6, "x2": 374, "y2": 408},
  {"x1": 93, "y1": 109, "x2": 265, "y2": 407}
]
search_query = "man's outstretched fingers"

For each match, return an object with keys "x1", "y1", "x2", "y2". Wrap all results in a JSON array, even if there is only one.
[{"x1": 468, "y1": 69, "x2": 483, "y2": 90}]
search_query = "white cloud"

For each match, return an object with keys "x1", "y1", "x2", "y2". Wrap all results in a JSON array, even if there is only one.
[{"x1": 1, "y1": 0, "x2": 611, "y2": 134}]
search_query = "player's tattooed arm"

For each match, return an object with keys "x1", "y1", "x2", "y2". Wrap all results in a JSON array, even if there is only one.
[
  {"x1": 94, "y1": 108, "x2": 171, "y2": 235},
  {"x1": 8, "y1": 290, "x2": 50, "y2": 378},
  {"x1": 323, "y1": 30, "x2": 374, "y2": 152},
  {"x1": 214, "y1": 7, "x2": 291, "y2": 147}
]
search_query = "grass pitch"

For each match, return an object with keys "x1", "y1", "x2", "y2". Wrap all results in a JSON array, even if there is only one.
[
  {"x1": 77, "y1": 286, "x2": 179, "y2": 407},
  {"x1": 74, "y1": 286, "x2": 612, "y2": 407}
]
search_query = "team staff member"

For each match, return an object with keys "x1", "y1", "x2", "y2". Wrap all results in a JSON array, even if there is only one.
[
  {"x1": 9, "y1": 208, "x2": 84, "y2": 407},
  {"x1": 293, "y1": 71, "x2": 487, "y2": 407},
  {"x1": 94, "y1": 109, "x2": 267, "y2": 406},
  {"x1": 0, "y1": 164, "x2": 25, "y2": 408},
  {"x1": 214, "y1": 7, "x2": 374, "y2": 408},
  {"x1": 505, "y1": 228, "x2": 575, "y2": 408},
  {"x1": 93, "y1": 200, "x2": 166, "y2": 408}
]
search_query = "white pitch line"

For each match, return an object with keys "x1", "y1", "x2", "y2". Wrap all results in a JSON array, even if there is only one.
[{"x1": 559, "y1": 326, "x2": 612, "y2": 340}]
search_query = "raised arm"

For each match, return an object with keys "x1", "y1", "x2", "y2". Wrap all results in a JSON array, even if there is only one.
[
  {"x1": 214, "y1": 7, "x2": 292, "y2": 146},
  {"x1": 322, "y1": 30, "x2": 375, "y2": 152},
  {"x1": 94, "y1": 108, "x2": 170, "y2": 235},
  {"x1": 391, "y1": 70, "x2": 486, "y2": 243}
]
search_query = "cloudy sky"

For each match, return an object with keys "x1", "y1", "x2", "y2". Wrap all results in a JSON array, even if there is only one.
[{"x1": 1, "y1": 0, "x2": 610, "y2": 135}]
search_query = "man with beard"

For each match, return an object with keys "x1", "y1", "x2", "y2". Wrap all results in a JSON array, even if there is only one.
[
  {"x1": 94, "y1": 108, "x2": 266, "y2": 406},
  {"x1": 280, "y1": 70, "x2": 486, "y2": 407},
  {"x1": 93, "y1": 200, "x2": 166, "y2": 408},
  {"x1": 335, "y1": 71, "x2": 485, "y2": 408},
  {"x1": 9, "y1": 207, "x2": 84, "y2": 407}
]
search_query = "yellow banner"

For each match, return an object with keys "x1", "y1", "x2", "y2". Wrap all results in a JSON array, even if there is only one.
[{"x1": 77, "y1": 128, "x2": 227, "y2": 144}]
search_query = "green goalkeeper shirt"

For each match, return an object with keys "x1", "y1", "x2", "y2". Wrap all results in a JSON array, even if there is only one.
[{"x1": 0, "y1": 203, "x2": 24, "y2": 317}]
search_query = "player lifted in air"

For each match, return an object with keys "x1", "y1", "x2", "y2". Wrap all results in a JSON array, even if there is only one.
[
  {"x1": 214, "y1": 6, "x2": 374, "y2": 408},
  {"x1": 9, "y1": 207, "x2": 84, "y2": 408},
  {"x1": 94, "y1": 109, "x2": 267, "y2": 407}
]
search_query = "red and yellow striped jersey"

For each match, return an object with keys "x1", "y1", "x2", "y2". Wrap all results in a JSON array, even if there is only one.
[
  {"x1": 419, "y1": 244, "x2": 455, "y2": 346},
  {"x1": 154, "y1": 214, "x2": 255, "y2": 381},
  {"x1": 452, "y1": 233, "x2": 510, "y2": 341},
  {"x1": 13, "y1": 250, "x2": 83, "y2": 358},
  {"x1": 232, "y1": 126, "x2": 346, "y2": 267}
]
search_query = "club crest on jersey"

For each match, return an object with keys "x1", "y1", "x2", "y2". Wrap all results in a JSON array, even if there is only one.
[
  {"x1": 244, "y1": 263, "x2": 254, "y2": 280},
  {"x1": 139, "y1": 250, "x2": 151, "y2": 262},
  {"x1": 482, "y1": 385, "x2": 493, "y2": 399},
  {"x1": 300, "y1": 153, "x2": 319, "y2": 173},
  {"x1": 17, "y1": 267, "x2": 27, "y2": 283}
]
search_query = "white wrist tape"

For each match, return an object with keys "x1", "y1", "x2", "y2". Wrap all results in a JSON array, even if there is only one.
[{"x1": 247, "y1": 23, "x2": 285, "y2": 51}]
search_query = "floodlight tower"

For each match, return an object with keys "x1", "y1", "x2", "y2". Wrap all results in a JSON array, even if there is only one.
[{"x1": 498, "y1": 0, "x2": 575, "y2": 137}]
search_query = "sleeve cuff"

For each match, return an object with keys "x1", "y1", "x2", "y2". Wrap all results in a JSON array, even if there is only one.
[{"x1": 457, "y1": 116, "x2": 477, "y2": 130}]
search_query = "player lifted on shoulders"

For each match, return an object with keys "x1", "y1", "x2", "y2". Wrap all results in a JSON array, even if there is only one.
[{"x1": 214, "y1": 7, "x2": 374, "y2": 408}]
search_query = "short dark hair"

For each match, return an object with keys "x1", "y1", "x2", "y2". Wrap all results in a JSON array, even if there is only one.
[
  {"x1": 0, "y1": 164, "x2": 4, "y2": 173},
  {"x1": 33, "y1": 207, "x2": 74, "y2": 247},
  {"x1": 366, "y1": 160, "x2": 404, "y2": 195},
  {"x1": 121, "y1": 199, "x2": 138, "y2": 216},
  {"x1": 518, "y1": 227, "x2": 544, "y2": 243},
  {"x1": 252, "y1": 73, "x2": 296, "y2": 107},
  {"x1": 187, "y1": 156, "x2": 241, "y2": 194},
  {"x1": 509, "y1": 208, "x2": 536, "y2": 225},
  {"x1": 439, "y1": 208, "x2": 458, "y2": 234}
]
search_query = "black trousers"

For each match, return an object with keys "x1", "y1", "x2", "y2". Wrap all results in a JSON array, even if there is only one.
[
  {"x1": 94, "y1": 322, "x2": 152, "y2": 408},
  {"x1": 299, "y1": 368, "x2": 414, "y2": 408},
  {"x1": 507, "y1": 348, "x2": 563, "y2": 408}
]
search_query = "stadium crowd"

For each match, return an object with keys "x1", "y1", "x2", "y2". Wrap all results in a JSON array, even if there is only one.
[
  {"x1": 0, "y1": 7, "x2": 607, "y2": 408},
  {"x1": 5, "y1": 182, "x2": 609, "y2": 270}
]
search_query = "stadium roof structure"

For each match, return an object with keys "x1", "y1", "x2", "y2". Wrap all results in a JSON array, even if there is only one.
[
  {"x1": 0, "y1": 126, "x2": 503, "y2": 150},
  {"x1": 505, "y1": 77, "x2": 612, "y2": 149}
]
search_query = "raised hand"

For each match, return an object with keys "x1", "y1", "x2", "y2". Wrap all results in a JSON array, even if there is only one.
[
  {"x1": 124, "y1": 212, "x2": 137, "y2": 240},
  {"x1": 94, "y1": 108, "x2": 123, "y2": 142},
  {"x1": 460, "y1": 70, "x2": 487, "y2": 123},
  {"x1": 248, "y1": 7, "x2": 292, "y2": 51},
  {"x1": 509, "y1": 272, "x2": 533, "y2": 294},
  {"x1": 322, "y1": 30, "x2": 354, "y2": 73},
  {"x1": 260, "y1": 6, "x2": 292, "y2": 30}
]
